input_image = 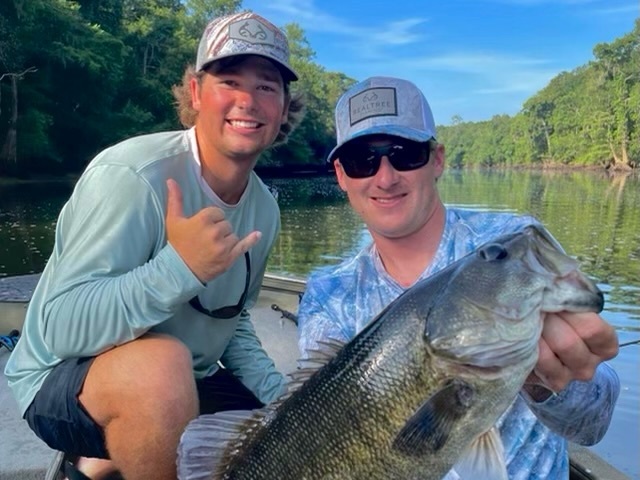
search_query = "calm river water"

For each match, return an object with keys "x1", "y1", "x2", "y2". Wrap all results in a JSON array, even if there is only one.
[{"x1": 0, "y1": 170, "x2": 638, "y2": 478}]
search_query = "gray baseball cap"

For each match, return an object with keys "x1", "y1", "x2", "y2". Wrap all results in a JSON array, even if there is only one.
[
  {"x1": 196, "y1": 12, "x2": 298, "y2": 81},
  {"x1": 328, "y1": 76, "x2": 436, "y2": 162}
]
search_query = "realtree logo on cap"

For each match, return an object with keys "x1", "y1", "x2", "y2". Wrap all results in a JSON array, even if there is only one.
[
  {"x1": 229, "y1": 18, "x2": 276, "y2": 46},
  {"x1": 349, "y1": 87, "x2": 397, "y2": 126}
]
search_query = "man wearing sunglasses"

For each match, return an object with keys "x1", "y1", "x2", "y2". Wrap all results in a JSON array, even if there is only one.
[
  {"x1": 5, "y1": 12, "x2": 303, "y2": 480},
  {"x1": 297, "y1": 76, "x2": 619, "y2": 479}
]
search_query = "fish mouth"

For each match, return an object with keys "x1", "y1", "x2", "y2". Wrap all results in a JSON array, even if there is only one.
[
  {"x1": 523, "y1": 227, "x2": 604, "y2": 313},
  {"x1": 542, "y1": 270, "x2": 605, "y2": 313}
]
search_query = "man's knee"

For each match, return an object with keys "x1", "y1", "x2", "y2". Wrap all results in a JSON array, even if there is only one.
[
  {"x1": 80, "y1": 334, "x2": 197, "y2": 427},
  {"x1": 132, "y1": 334, "x2": 195, "y2": 384}
]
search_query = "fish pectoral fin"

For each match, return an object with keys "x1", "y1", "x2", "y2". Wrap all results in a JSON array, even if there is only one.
[
  {"x1": 177, "y1": 410, "x2": 264, "y2": 480},
  {"x1": 452, "y1": 427, "x2": 508, "y2": 480},
  {"x1": 392, "y1": 379, "x2": 476, "y2": 456}
]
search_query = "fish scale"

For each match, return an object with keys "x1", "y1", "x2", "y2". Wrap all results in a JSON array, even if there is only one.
[{"x1": 234, "y1": 322, "x2": 431, "y2": 477}]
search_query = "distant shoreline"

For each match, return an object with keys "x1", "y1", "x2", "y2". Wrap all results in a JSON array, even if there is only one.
[{"x1": 1, "y1": 163, "x2": 636, "y2": 186}]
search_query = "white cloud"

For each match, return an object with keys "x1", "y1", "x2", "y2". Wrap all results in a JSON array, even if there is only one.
[
  {"x1": 254, "y1": 0, "x2": 351, "y2": 32},
  {"x1": 591, "y1": 4, "x2": 640, "y2": 14},
  {"x1": 247, "y1": 0, "x2": 429, "y2": 50},
  {"x1": 244, "y1": 0, "x2": 609, "y2": 121},
  {"x1": 256, "y1": 0, "x2": 560, "y2": 99},
  {"x1": 410, "y1": 52, "x2": 549, "y2": 73},
  {"x1": 369, "y1": 18, "x2": 427, "y2": 46},
  {"x1": 406, "y1": 52, "x2": 558, "y2": 97}
]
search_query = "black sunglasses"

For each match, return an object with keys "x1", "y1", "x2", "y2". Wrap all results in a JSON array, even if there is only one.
[
  {"x1": 189, "y1": 252, "x2": 251, "y2": 319},
  {"x1": 337, "y1": 139, "x2": 433, "y2": 179}
]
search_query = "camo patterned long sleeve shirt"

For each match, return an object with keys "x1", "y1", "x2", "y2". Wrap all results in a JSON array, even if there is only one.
[{"x1": 297, "y1": 207, "x2": 620, "y2": 480}]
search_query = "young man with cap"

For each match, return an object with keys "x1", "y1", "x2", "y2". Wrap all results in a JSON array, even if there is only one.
[
  {"x1": 5, "y1": 11, "x2": 302, "y2": 480},
  {"x1": 297, "y1": 76, "x2": 619, "y2": 478}
]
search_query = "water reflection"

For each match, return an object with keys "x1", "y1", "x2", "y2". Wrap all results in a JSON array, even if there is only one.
[
  {"x1": 266, "y1": 172, "x2": 640, "y2": 312},
  {"x1": 2, "y1": 173, "x2": 638, "y2": 312},
  {"x1": 0, "y1": 181, "x2": 72, "y2": 276},
  {"x1": 265, "y1": 178, "x2": 364, "y2": 276}
]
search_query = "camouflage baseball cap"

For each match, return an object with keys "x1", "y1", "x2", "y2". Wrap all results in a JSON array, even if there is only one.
[
  {"x1": 196, "y1": 11, "x2": 298, "y2": 81},
  {"x1": 328, "y1": 76, "x2": 436, "y2": 162}
]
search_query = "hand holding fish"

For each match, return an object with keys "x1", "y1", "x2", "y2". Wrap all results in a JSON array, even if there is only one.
[
  {"x1": 527, "y1": 311, "x2": 619, "y2": 395},
  {"x1": 164, "y1": 179, "x2": 261, "y2": 283}
]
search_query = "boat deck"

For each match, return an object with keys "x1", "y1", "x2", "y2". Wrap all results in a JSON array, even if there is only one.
[{"x1": 1, "y1": 275, "x2": 47, "y2": 479}]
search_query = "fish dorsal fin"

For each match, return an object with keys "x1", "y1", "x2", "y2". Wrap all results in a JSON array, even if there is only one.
[
  {"x1": 453, "y1": 427, "x2": 508, "y2": 480},
  {"x1": 177, "y1": 409, "x2": 267, "y2": 480},
  {"x1": 298, "y1": 337, "x2": 347, "y2": 368},
  {"x1": 393, "y1": 379, "x2": 476, "y2": 456},
  {"x1": 316, "y1": 337, "x2": 346, "y2": 354},
  {"x1": 283, "y1": 337, "x2": 348, "y2": 398},
  {"x1": 285, "y1": 366, "x2": 319, "y2": 393}
]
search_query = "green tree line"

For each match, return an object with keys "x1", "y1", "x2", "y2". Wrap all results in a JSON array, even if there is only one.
[
  {"x1": 0, "y1": 0, "x2": 354, "y2": 177},
  {"x1": 439, "y1": 20, "x2": 639, "y2": 171},
  {"x1": 0, "y1": 1, "x2": 637, "y2": 177}
]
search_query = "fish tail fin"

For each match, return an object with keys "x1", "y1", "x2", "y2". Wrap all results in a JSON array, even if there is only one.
[
  {"x1": 177, "y1": 410, "x2": 256, "y2": 480},
  {"x1": 452, "y1": 427, "x2": 508, "y2": 480}
]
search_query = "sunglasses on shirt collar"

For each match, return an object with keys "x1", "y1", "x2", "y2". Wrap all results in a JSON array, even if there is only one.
[
  {"x1": 336, "y1": 138, "x2": 434, "y2": 179},
  {"x1": 189, "y1": 252, "x2": 251, "y2": 319}
]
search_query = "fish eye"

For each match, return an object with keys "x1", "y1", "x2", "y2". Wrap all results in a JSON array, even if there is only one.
[{"x1": 478, "y1": 244, "x2": 508, "y2": 261}]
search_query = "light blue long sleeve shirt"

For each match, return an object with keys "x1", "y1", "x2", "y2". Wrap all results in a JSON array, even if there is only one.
[
  {"x1": 297, "y1": 208, "x2": 620, "y2": 479},
  {"x1": 6, "y1": 128, "x2": 286, "y2": 415}
]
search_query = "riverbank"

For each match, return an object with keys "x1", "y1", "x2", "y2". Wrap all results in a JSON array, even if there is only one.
[
  {"x1": 1, "y1": 162, "x2": 637, "y2": 186},
  {"x1": 0, "y1": 174, "x2": 78, "y2": 186}
]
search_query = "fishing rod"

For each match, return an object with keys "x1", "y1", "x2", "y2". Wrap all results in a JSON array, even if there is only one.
[{"x1": 619, "y1": 338, "x2": 640, "y2": 347}]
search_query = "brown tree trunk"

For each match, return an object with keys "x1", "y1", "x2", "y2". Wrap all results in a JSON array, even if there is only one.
[
  {"x1": 1, "y1": 75, "x2": 18, "y2": 165},
  {"x1": 0, "y1": 67, "x2": 37, "y2": 176},
  {"x1": 0, "y1": 75, "x2": 18, "y2": 174}
]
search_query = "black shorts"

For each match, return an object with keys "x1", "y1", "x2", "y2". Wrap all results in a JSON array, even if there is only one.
[{"x1": 24, "y1": 357, "x2": 264, "y2": 459}]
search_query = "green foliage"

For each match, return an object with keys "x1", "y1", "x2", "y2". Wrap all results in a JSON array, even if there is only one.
[
  {"x1": 0, "y1": 0, "x2": 358, "y2": 176},
  {"x1": 0, "y1": 2, "x2": 636, "y2": 176},
  {"x1": 1, "y1": 0, "x2": 128, "y2": 173},
  {"x1": 439, "y1": 19, "x2": 639, "y2": 170}
]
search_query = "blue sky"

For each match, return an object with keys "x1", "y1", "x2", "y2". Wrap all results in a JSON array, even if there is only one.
[{"x1": 242, "y1": 0, "x2": 638, "y2": 125}]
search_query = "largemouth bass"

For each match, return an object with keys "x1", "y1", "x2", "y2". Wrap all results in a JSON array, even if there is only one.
[{"x1": 178, "y1": 225, "x2": 604, "y2": 480}]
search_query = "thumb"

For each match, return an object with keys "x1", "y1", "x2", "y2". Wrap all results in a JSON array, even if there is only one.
[{"x1": 166, "y1": 179, "x2": 184, "y2": 220}]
